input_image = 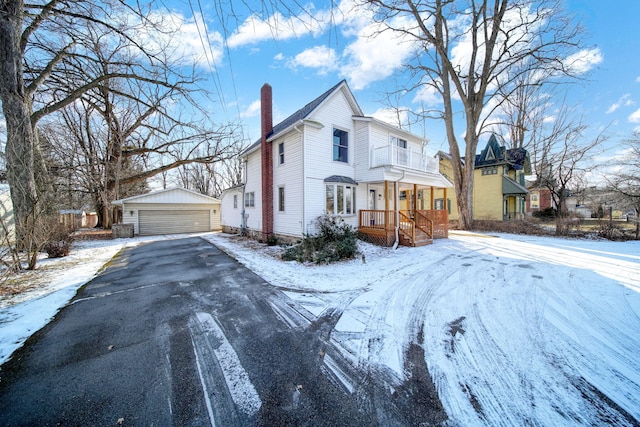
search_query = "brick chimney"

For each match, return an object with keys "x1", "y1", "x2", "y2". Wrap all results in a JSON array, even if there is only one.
[{"x1": 261, "y1": 83, "x2": 274, "y2": 239}]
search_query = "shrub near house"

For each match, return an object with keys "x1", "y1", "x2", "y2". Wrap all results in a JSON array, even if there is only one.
[{"x1": 282, "y1": 215, "x2": 358, "y2": 264}]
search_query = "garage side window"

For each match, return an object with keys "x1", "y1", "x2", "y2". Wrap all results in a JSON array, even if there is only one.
[
  {"x1": 244, "y1": 192, "x2": 255, "y2": 207},
  {"x1": 233, "y1": 194, "x2": 238, "y2": 208}
]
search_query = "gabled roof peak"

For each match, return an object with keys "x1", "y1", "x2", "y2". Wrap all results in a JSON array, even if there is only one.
[{"x1": 241, "y1": 80, "x2": 362, "y2": 156}]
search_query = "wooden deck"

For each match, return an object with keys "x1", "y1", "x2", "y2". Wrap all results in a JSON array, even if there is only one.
[{"x1": 358, "y1": 210, "x2": 448, "y2": 247}]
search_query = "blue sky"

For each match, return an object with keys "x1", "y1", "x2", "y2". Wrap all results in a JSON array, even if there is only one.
[{"x1": 160, "y1": 0, "x2": 640, "y2": 159}]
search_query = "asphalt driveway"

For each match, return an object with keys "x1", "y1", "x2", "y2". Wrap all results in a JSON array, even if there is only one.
[{"x1": 0, "y1": 236, "x2": 444, "y2": 426}]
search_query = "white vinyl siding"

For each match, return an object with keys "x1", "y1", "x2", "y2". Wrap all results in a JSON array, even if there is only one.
[
  {"x1": 302, "y1": 89, "x2": 359, "y2": 232},
  {"x1": 243, "y1": 149, "x2": 262, "y2": 232},
  {"x1": 272, "y1": 130, "x2": 303, "y2": 237},
  {"x1": 220, "y1": 188, "x2": 243, "y2": 229}
]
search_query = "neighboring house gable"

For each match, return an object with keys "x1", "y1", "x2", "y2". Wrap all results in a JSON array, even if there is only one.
[{"x1": 439, "y1": 135, "x2": 531, "y2": 221}]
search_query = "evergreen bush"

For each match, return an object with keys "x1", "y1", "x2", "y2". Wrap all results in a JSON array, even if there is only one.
[{"x1": 282, "y1": 215, "x2": 358, "y2": 264}]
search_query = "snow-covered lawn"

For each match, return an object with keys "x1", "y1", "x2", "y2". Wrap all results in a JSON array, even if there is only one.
[{"x1": 1, "y1": 231, "x2": 639, "y2": 425}]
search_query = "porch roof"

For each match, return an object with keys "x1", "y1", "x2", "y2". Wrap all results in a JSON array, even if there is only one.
[
  {"x1": 502, "y1": 176, "x2": 528, "y2": 195},
  {"x1": 362, "y1": 169, "x2": 453, "y2": 188}
]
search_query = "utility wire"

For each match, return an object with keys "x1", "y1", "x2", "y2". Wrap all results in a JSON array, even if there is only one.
[{"x1": 187, "y1": 0, "x2": 227, "y2": 114}]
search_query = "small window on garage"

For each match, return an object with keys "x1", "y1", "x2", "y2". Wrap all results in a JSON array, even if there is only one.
[{"x1": 233, "y1": 194, "x2": 238, "y2": 208}]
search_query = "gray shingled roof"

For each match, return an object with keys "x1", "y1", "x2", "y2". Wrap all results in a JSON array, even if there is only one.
[
  {"x1": 241, "y1": 80, "x2": 350, "y2": 156},
  {"x1": 323, "y1": 175, "x2": 358, "y2": 185}
]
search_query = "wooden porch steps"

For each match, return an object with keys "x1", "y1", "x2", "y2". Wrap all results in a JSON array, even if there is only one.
[{"x1": 399, "y1": 233, "x2": 433, "y2": 247}]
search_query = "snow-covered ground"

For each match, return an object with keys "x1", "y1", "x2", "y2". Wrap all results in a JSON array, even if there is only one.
[{"x1": 1, "y1": 231, "x2": 639, "y2": 425}]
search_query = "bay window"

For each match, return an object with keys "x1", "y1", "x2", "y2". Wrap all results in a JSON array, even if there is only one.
[{"x1": 325, "y1": 184, "x2": 355, "y2": 215}]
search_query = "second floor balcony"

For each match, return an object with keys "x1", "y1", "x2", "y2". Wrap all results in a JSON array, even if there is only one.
[{"x1": 370, "y1": 145, "x2": 439, "y2": 174}]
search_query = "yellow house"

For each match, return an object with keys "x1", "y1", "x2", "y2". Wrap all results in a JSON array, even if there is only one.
[{"x1": 438, "y1": 135, "x2": 531, "y2": 222}]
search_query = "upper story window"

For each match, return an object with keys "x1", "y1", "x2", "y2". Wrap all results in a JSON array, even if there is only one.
[
  {"x1": 333, "y1": 128, "x2": 348, "y2": 163},
  {"x1": 482, "y1": 167, "x2": 498, "y2": 175},
  {"x1": 390, "y1": 135, "x2": 408, "y2": 165},
  {"x1": 278, "y1": 142, "x2": 284, "y2": 165},
  {"x1": 390, "y1": 135, "x2": 407, "y2": 149}
]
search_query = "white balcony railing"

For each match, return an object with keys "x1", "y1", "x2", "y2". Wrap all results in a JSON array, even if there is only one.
[{"x1": 370, "y1": 145, "x2": 438, "y2": 173}]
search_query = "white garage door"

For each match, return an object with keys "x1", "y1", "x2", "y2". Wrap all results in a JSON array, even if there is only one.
[{"x1": 138, "y1": 210, "x2": 210, "y2": 235}]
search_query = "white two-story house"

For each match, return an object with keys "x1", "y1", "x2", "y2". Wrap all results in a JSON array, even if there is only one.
[{"x1": 220, "y1": 80, "x2": 452, "y2": 247}]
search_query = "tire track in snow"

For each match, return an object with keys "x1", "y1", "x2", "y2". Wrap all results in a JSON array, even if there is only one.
[
  {"x1": 543, "y1": 269, "x2": 640, "y2": 422},
  {"x1": 188, "y1": 312, "x2": 261, "y2": 426},
  {"x1": 441, "y1": 234, "x2": 640, "y2": 425},
  {"x1": 359, "y1": 254, "x2": 459, "y2": 368},
  {"x1": 458, "y1": 263, "x2": 548, "y2": 425}
]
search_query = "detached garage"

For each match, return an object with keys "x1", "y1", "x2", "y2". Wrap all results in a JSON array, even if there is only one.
[{"x1": 112, "y1": 187, "x2": 221, "y2": 236}]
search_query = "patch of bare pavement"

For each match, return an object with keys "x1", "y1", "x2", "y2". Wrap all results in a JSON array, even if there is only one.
[{"x1": 0, "y1": 236, "x2": 446, "y2": 426}]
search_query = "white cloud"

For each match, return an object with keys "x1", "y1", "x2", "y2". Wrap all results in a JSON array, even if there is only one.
[
  {"x1": 412, "y1": 84, "x2": 442, "y2": 107},
  {"x1": 240, "y1": 99, "x2": 261, "y2": 119},
  {"x1": 126, "y1": 11, "x2": 224, "y2": 68},
  {"x1": 227, "y1": 11, "x2": 328, "y2": 48},
  {"x1": 564, "y1": 48, "x2": 603, "y2": 75},
  {"x1": 287, "y1": 45, "x2": 338, "y2": 75},
  {"x1": 340, "y1": 17, "x2": 417, "y2": 90},
  {"x1": 636, "y1": 76, "x2": 640, "y2": 83},
  {"x1": 371, "y1": 107, "x2": 410, "y2": 128},
  {"x1": 606, "y1": 94, "x2": 634, "y2": 114},
  {"x1": 628, "y1": 108, "x2": 640, "y2": 123}
]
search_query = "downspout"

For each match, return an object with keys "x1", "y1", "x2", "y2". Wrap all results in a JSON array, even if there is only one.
[
  {"x1": 392, "y1": 170, "x2": 406, "y2": 250},
  {"x1": 241, "y1": 158, "x2": 247, "y2": 236},
  {"x1": 294, "y1": 121, "x2": 304, "y2": 236}
]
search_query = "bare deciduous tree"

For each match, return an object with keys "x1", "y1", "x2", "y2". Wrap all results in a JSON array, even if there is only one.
[
  {"x1": 605, "y1": 132, "x2": 640, "y2": 238},
  {"x1": 361, "y1": 0, "x2": 585, "y2": 229},
  {"x1": 527, "y1": 104, "x2": 606, "y2": 234},
  {"x1": 177, "y1": 154, "x2": 244, "y2": 198},
  {"x1": 0, "y1": 0, "x2": 243, "y2": 267}
]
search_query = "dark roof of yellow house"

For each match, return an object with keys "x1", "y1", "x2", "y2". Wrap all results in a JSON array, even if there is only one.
[{"x1": 475, "y1": 134, "x2": 531, "y2": 173}]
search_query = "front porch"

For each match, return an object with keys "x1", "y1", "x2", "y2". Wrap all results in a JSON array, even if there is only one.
[
  {"x1": 358, "y1": 181, "x2": 450, "y2": 247},
  {"x1": 359, "y1": 209, "x2": 449, "y2": 247}
]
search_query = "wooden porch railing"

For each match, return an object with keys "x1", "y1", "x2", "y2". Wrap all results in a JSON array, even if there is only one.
[
  {"x1": 414, "y1": 210, "x2": 434, "y2": 239},
  {"x1": 359, "y1": 210, "x2": 396, "y2": 231},
  {"x1": 359, "y1": 209, "x2": 448, "y2": 246},
  {"x1": 398, "y1": 211, "x2": 415, "y2": 243}
]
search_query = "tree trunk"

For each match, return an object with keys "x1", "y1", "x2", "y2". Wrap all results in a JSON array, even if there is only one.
[{"x1": 0, "y1": 0, "x2": 39, "y2": 254}]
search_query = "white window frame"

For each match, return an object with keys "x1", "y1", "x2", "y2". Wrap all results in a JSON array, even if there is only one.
[
  {"x1": 390, "y1": 135, "x2": 407, "y2": 149},
  {"x1": 278, "y1": 142, "x2": 285, "y2": 165},
  {"x1": 233, "y1": 194, "x2": 238, "y2": 209},
  {"x1": 325, "y1": 184, "x2": 355, "y2": 216},
  {"x1": 244, "y1": 191, "x2": 255, "y2": 208},
  {"x1": 332, "y1": 128, "x2": 349, "y2": 163},
  {"x1": 278, "y1": 186, "x2": 285, "y2": 212}
]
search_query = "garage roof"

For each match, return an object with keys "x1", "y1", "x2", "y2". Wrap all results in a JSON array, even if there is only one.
[{"x1": 112, "y1": 187, "x2": 220, "y2": 205}]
